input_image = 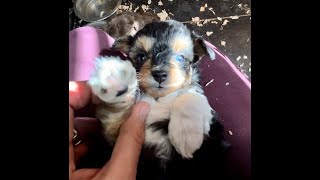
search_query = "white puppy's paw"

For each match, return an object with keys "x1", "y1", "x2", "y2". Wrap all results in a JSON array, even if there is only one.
[
  {"x1": 169, "y1": 93, "x2": 213, "y2": 159},
  {"x1": 88, "y1": 56, "x2": 138, "y2": 103}
]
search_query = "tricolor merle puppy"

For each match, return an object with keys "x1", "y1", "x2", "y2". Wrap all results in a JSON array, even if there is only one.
[{"x1": 88, "y1": 20, "x2": 230, "y2": 177}]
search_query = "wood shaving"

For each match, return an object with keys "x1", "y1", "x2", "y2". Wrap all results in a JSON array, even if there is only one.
[
  {"x1": 247, "y1": 38, "x2": 249, "y2": 42},
  {"x1": 205, "y1": 79, "x2": 214, "y2": 86},
  {"x1": 191, "y1": 17, "x2": 203, "y2": 27},
  {"x1": 200, "y1": 3, "x2": 208, "y2": 12},
  {"x1": 236, "y1": 56, "x2": 241, "y2": 61},
  {"x1": 228, "y1": 130, "x2": 233, "y2": 135},
  {"x1": 168, "y1": 0, "x2": 173, "y2": 1},
  {"x1": 222, "y1": 19, "x2": 229, "y2": 26},
  {"x1": 249, "y1": 68, "x2": 251, "y2": 72},
  {"x1": 124, "y1": 2, "x2": 132, "y2": 11},
  {"x1": 158, "y1": 0, "x2": 163, "y2": 6},
  {"x1": 211, "y1": 21, "x2": 218, "y2": 24},
  {"x1": 240, "y1": 63, "x2": 244, "y2": 67},
  {"x1": 100, "y1": 11, "x2": 104, "y2": 18},
  {"x1": 169, "y1": 12, "x2": 174, "y2": 16},
  {"x1": 157, "y1": 9, "x2": 169, "y2": 21},
  {"x1": 238, "y1": 3, "x2": 251, "y2": 14},
  {"x1": 203, "y1": 19, "x2": 209, "y2": 24},
  {"x1": 243, "y1": 55, "x2": 248, "y2": 59},
  {"x1": 141, "y1": 4, "x2": 150, "y2": 12},
  {"x1": 118, "y1": 5, "x2": 130, "y2": 11},
  {"x1": 197, "y1": 22, "x2": 203, "y2": 27},
  {"x1": 185, "y1": 14, "x2": 253, "y2": 26},
  {"x1": 226, "y1": 82, "x2": 230, "y2": 86},
  {"x1": 181, "y1": 14, "x2": 251, "y2": 24},
  {"x1": 230, "y1": 15, "x2": 239, "y2": 19},
  {"x1": 221, "y1": 41, "x2": 226, "y2": 46},
  {"x1": 249, "y1": 63, "x2": 251, "y2": 66},
  {"x1": 220, "y1": 26, "x2": 223, "y2": 30},
  {"x1": 148, "y1": 0, "x2": 152, "y2": 5},
  {"x1": 133, "y1": 6, "x2": 140, "y2": 12},
  {"x1": 191, "y1": 17, "x2": 200, "y2": 23},
  {"x1": 206, "y1": 31, "x2": 213, "y2": 36},
  {"x1": 208, "y1": 7, "x2": 216, "y2": 15}
]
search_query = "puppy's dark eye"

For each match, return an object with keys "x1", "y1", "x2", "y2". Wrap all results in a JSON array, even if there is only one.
[
  {"x1": 175, "y1": 55, "x2": 185, "y2": 63},
  {"x1": 101, "y1": 88, "x2": 107, "y2": 94},
  {"x1": 137, "y1": 54, "x2": 146, "y2": 62}
]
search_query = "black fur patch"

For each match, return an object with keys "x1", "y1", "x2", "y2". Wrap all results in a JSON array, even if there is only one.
[
  {"x1": 152, "y1": 43, "x2": 171, "y2": 66},
  {"x1": 134, "y1": 21, "x2": 171, "y2": 41},
  {"x1": 116, "y1": 86, "x2": 128, "y2": 97},
  {"x1": 138, "y1": 117, "x2": 231, "y2": 179},
  {"x1": 148, "y1": 119, "x2": 170, "y2": 135}
]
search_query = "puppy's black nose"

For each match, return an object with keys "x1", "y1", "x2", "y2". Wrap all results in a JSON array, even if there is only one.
[{"x1": 152, "y1": 70, "x2": 167, "y2": 84}]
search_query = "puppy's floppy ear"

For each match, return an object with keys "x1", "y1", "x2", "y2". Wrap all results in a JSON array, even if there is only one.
[
  {"x1": 111, "y1": 35, "x2": 134, "y2": 54},
  {"x1": 191, "y1": 31, "x2": 215, "y2": 62}
]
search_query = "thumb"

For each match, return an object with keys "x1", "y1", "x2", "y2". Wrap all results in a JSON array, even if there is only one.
[
  {"x1": 127, "y1": 101, "x2": 150, "y2": 123},
  {"x1": 94, "y1": 103, "x2": 150, "y2": 180},
  {"x1": 119, "y1": 102, "x2": 150, "y2": 144}
]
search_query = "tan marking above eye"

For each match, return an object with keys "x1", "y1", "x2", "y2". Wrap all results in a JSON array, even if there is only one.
[
  {"x1": 170, "y1": 37, "x2": 190, "y2": 53},
  {"x1": 135, "y1": 36, "x2": 155, "y2": 52}
]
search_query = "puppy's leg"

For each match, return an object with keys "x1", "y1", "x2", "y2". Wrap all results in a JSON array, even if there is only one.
[
  {"x1": 88, "y1": 56, "x2": 138, "y2": 144},
  {"x1": 169, "y1": 93, "x2": 213, "y2": 158}
]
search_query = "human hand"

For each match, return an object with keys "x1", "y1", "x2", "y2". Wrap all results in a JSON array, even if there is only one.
[{"x1": 69, "y1": 81, "x2": 150, "y2": 180}]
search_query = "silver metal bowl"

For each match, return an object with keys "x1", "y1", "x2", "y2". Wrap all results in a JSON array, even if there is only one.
[{"x1": 73, "y1": 0, "x2": 122, "y2": 22}]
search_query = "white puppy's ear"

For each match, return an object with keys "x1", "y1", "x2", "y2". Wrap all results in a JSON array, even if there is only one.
[{"x1": 191, "y1": 31, "x2": 216, "y2": 62}]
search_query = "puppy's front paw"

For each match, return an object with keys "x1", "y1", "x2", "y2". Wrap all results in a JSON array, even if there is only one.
[
  {"x1": 169, "y1": 117, "x2": 203, "y2": 159},
  {"x1": 88, "y1": 56, "x2": 138, "y2": 103},
  {"x1": 169, "y1": 93, "x2": 213, "y2": 159}
]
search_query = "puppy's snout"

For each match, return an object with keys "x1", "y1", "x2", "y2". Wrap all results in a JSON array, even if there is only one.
[{"x1": 152, "y1": 70, "x2": 167, "y2": 84}]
